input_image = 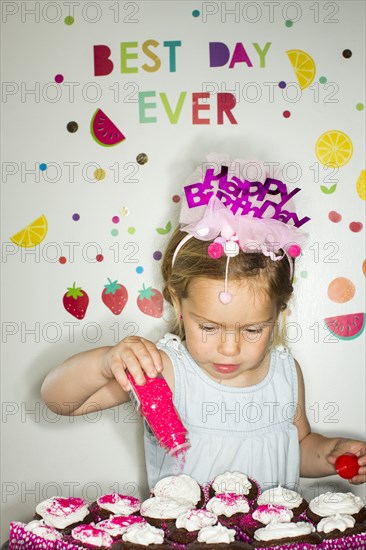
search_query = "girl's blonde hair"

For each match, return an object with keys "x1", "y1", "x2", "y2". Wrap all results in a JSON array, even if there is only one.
[{"x1": 161, "y1": 227, "x2": 294, "y2": 346}]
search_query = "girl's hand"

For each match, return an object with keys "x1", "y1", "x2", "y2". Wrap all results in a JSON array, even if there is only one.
[
  {"x1": 327, "y1": 439, "x2": 366, "y2": 485},
  {"x1": 101, "y1": 336, "x2": 163, "y2": 392}
]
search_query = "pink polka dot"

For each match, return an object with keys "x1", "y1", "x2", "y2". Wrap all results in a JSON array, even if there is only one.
[
  {"x1": 96, "y1": 254, "x2": 104, "y2": 262},
  {"x1": 329, "y1": 211, "x2": 342, "y2": 223},
  {"x1": 112, "y1": 216, "x2": 120, "y2": 224},
  {"x1": 55, "y1": 74, "x2": 64, "y2": 83},
  {"x1": 283, "y1": 110, "x2": 291, "y2": 118},
  {"x1": 349, "y1": 222, "x2": 363, "y2": 232}
]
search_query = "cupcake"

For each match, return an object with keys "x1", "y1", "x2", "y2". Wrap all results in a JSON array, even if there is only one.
[
  {"x1": 152, "y1": 474, "x2": 205, "y2": 508},
  {"x1": 35, "y1": 497, "x2": 92, "y2": 534},
  {"x1": 96, "y1": 515, "x2": 146, "y2": 540},
  {"x1": 89, "y1": 494, "x2": 141, "y2": 523},
  {"x1": 239, "y1": 504, "x2": 294, "y2": 541},
  {"x1": 59, "y1": 523, "x2": 114, "y2": 549},
  {"x1": 165, "y1": 508, "x2": 218, "y2": 544},
  {"x1": 316, "y1": 514, "x2": 366, "y2": 549},
  {"x1": 206, "y1": 493, "x2": 251, "y2": 528},
  {"x1": 252, "y1": 521, "x2": 322, "y2": 548},
  {"x1": 256, "y1": 485, "x2": 308, "y2": 518},
  {"x1": 207, "y1": 472, "x2": 259, "y2": 503},
  {"x1": 110, "y1": 522, "x2": 171, "y2": 549},
  {"x1": 140, "y1": 496, "x2": 193, "y2": 528},
  {"x1": 306, "y1": 492, "x2": 366, "y2": 525},
  {"x1": 9, "y1": 520, "x2": 62, "y2": 550},
  {"x1": 186, "y1": 524, "x2": 253, "y2": 549}
]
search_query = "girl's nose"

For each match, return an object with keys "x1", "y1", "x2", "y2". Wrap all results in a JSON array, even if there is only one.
[{"x1": 217, "y1": 332, "x2": 241, "y2": 357}]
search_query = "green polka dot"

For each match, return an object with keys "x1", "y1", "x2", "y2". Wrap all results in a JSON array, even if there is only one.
[
  {"x1": 300, "y1": 271, "x2": 308, "y2": 278},
  {"x1": 319, "y1": 76, "x2": 327, "y2": 84},
  {"x1": 64, "y1": 16, "x2": 74, "y2": 25},
  {"x1": 128, "y1": 227, "x2": 136, "y2": 235},
  {"x1": 356, "y1": 103, "x2": 364, "y2": 111},
  {"x1": 111, "y1": 228, "x2": 119, "y2": 237},
  {"x1": 285, "y1": 20, "x2": 293, "y2": 27}
]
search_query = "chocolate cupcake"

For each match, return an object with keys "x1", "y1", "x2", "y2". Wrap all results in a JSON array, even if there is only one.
[
  {"x1": 252, "y1": 521, "x2": 322, "y2": 548},
  {"x1": 165, "y1": 508, "x2": 218, "y2": 544},
  {"x1": 207, "y1": 472, "x2": 259, "y2": 503},
  {"x1": 152, "y1": 474, "x2": 205, "y2": 508},
  {"x1": 110, "y1": 522, "x2": 172, "y2": 549},
  {"x1": 35, "y1": 496, "x2": 92, "y2": 534},
  {"x1": 239, "y1": 504, "x2": 294, "y2": 541},
  {"x1": 316, "y1": 513, "x2": 366, "y2": 549},
  {"x1": 140, "y1": 496, "x2": 193, "y2": 529},
  {"x1": 206, "y1": 493, "x2": 251, "y2": 529},
  {"x1": 256, "y1": 486, "x2": 308, "y2": 518},
  {"x1": 89, "y1": 494, "x2": 141, "y2": 523},
  {"x1": 306, "y1": 492, "x2": 366, "y2": 525},
  {"x1": 60, "y1": 523, "x2": 114, "y2": 549},
  {"x1": 186, "y1": 524, "x2": 253, "y2": 548}
]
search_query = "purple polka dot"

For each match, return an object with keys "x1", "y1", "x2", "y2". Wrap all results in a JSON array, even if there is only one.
[
  {"x1": 278, "y1": 81, "x2": 286, "y2": 89},
  {"x1": 112, "y1": 216, "x2": 120, "y2": 224},
  {"x1": 153, "y1": 251, "x2": 162, "y2": 261},
  {"x1": 55, "y1": 74, "x2": 64, "y2": 83},
  {"x1": 72, "y1": 213, "x2": 80, "y2": 221}
]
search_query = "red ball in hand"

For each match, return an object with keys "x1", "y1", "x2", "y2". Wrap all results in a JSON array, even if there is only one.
[{"x1": 335, "y1": 454, "x2": 359, "y2": 479}]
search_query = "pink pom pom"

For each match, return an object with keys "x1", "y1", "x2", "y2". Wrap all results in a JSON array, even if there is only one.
[
  {"x1": 208, "y1": 242, "x2": 224, "y2": 259},
  {"x1": 219, "y1": 291, "x2": 232, "y2": 304},
  {"x1": 288, "y1": 244, "x2": 301, "y2": 258}
]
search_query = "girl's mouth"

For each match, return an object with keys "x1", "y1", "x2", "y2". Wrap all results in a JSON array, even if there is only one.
[{"x1": 212, "y1": 363, "x2": 240, "y2": 374}]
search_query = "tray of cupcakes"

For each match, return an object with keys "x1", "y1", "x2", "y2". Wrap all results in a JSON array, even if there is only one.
[{"x1": 4, "y1": 471, "x2": 366, "y2": 549}]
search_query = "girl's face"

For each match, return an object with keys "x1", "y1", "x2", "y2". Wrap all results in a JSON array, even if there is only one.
[{"x1": 180, "y1": 277, "x2": 279, "y2": 386}]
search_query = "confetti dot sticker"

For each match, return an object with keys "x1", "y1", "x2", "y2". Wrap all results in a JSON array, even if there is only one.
[
  {"x1": 96, "y1": 254, "x2": 104, "y2": 262},
  {"x1": 120, "y1": 207, "x2": 130, "y2": 216},
  {"x1": 363, "y1": 259, "x2": 366, "y2": 277},
  {"x1": 300, "y1": 271, "x2": 308, "y2": 278},
  {"x1": 349, "y1": 222, "x2": 363, "y2": 232},
  {"x1": 112, "y1": 216, "x2": 120, "y2": 224},
  {"x1": 55, "y1": 74, "x2": 64, "y2": 83},
  {"x1": 328, "y1": 211, "x2": 342, "y2": 223},
  {"x1": 283, "y1": 111, "x2": 291, "y2": 118},
  {"x1": 128, "y1": 227, "x2": 136, "y2": 235},
  {"x1": 153, "y1": 251, "x2": 162, "y2": 261},
  {"x1": 94, "y1": 168, "x2": 106, "y2": 180},
  {"x1": 192, "y1": 9, "x2": 200, "y2": 17},
  {"x1": 172, "y1": 195, "x2": 180, "y2": 203},
  {"x1": 356, "y1": 170, "x2": 366, "y2": 200},
  {"x1": 319, "y1": 76, "x2": 327, "y2": 84},
  {"x1": 64, "y1": 16, "x2": 74, "y2": 25},
  {"x1": 278, "y1": 81, "x2": 286, "y2": 89},
  {"x1": 59, "y1": 256, "x2": 67, "y2": 264},
  {"x1": 67, "y1": 121, "x2": 78, "y2": 133},
  {"x1": 356, "y1": 103, "x2": 364, "y2": 111},
  {"x1": 40, "y1": 163, "x2": 47, "y2": 171},
  {"x1": 285, "y1": 20, "x2": 293, "y2": 27},
  {"x1": 111, "y1": 228, "x2": 119, "y2": 237},
  {"x1": 342, "y1": 49, "x2": 352, "y2": 58},
  {"x1": 136, "y1": 266, "x2": 144, "y2": 274},
  {"x1": 72, "y1": 213, "x2": 80, "y2": 221},
  {"x1": 156, "y1": 221, "x2": 172, "y2": 235},
  {"x1": 328, "y1": 277, "x2": 355, "y2": 303},
  {"x1": 136, "y1": 153, "x2": 148, "y2": 165}
]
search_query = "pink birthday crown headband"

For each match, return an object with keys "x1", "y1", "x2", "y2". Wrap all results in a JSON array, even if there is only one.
[{"x1": 172, "y1": 155, "x2": 310, "y2": 304}]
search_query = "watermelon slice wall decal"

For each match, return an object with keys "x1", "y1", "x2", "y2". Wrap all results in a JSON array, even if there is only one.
[
  {"x1": 91, "y1": 108, "x2": 125, "y2": 146},
  {"x1": 324, "y1": 313, "x2": 365, "y2": 340}
]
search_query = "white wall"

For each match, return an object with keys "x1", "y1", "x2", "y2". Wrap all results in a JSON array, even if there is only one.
[{"x1": 1, "y1": 0, "x2": 365, "y2": 543}]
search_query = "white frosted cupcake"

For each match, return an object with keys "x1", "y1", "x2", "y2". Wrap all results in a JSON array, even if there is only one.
[
  {"x1": 140, "y1": 496, "x2": 193, "y2": 528},
  {"x1": 207, "y1": 471, "x2": 259, "y2": 503},
  {"x1": 316, "y1": 513, "x2": 366, "y2": 549},
  {"x1": 252, "y1": 521, "x2": 322, "y2": 548},
  {"x1": 166, "y1": 508, "x2": 218, "y2": 544},
  {"x1": 35, "y1": 496, "x2": 92, "y2": 533},
  {"x1": 152, "y1": 474, "x2": 205, "y2": 508},
  {"x1": 306, "y1": 492, "x2": 366, "y2": 524},
  {"x1": 257, "y1": 485, "x2": 308, "y2": 517}
]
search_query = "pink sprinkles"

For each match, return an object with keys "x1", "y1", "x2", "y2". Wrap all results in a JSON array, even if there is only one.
[
  {"x1": 98, "y1": 493, "x2": 140, "y2": 507},
  {"x1": 45, "y1": 497, "x2": 85, "y2": 516}
]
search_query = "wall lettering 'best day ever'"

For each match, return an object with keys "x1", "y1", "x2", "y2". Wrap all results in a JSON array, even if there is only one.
[{"x1": 93, "y1": 41, "x2": 272, "y2": 124}]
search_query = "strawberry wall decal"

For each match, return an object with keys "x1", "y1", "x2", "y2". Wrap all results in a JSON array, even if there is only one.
[
  {"x1": 63, "y1": 282, "x2": 89, "y2": 319},
  {"x1": 102, "y1": 278, "x2": 128, "y2": 315},
  {"x1": 137, "y1": 283, "x2": 163, "y2": 318}
]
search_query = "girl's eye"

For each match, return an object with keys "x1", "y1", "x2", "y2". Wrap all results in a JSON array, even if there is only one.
[
  {"x1": 244, "y1": 327, "x2": 263, "y2": 335},
  {"x1": 198, "y1": 324, "x2": 217, "y2": 332}
]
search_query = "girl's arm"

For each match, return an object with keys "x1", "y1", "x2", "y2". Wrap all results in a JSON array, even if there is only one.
[
  {"x1": 41, "y1": 337, "x2": 166, "y2": 416},
  {"x1": 294, "y1": 360, "x2": 366, "y2": 485}
]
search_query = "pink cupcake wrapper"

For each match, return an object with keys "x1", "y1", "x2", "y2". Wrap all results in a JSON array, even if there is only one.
[
  {"x1": 253, "y1": 543, "x2": 320, "y2": 549},
  {"x1": 320, "y1": 531, "x2": 366, "y2": 549},
  {"x1": 9, "y1": 522, "x2": 59, "y2": 550}
]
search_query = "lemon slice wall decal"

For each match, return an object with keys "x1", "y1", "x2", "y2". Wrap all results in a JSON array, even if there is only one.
[
  {"x1": 287, "y1": 49, "x2": 316, "y2": 90},
  {"x1": 10, "y1": 215, "x2": 48, "y2": 247},
  {"x1": 356, "y1": 170, "x2": 366, "y2": 200},
  {"x1": 315, "y1": 130, "x2": 353, "y2": 168}
]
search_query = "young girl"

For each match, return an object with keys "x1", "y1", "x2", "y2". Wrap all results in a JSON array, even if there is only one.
[{"x1": 41, "y1": 157, "x2": 366, "y2": 492}]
